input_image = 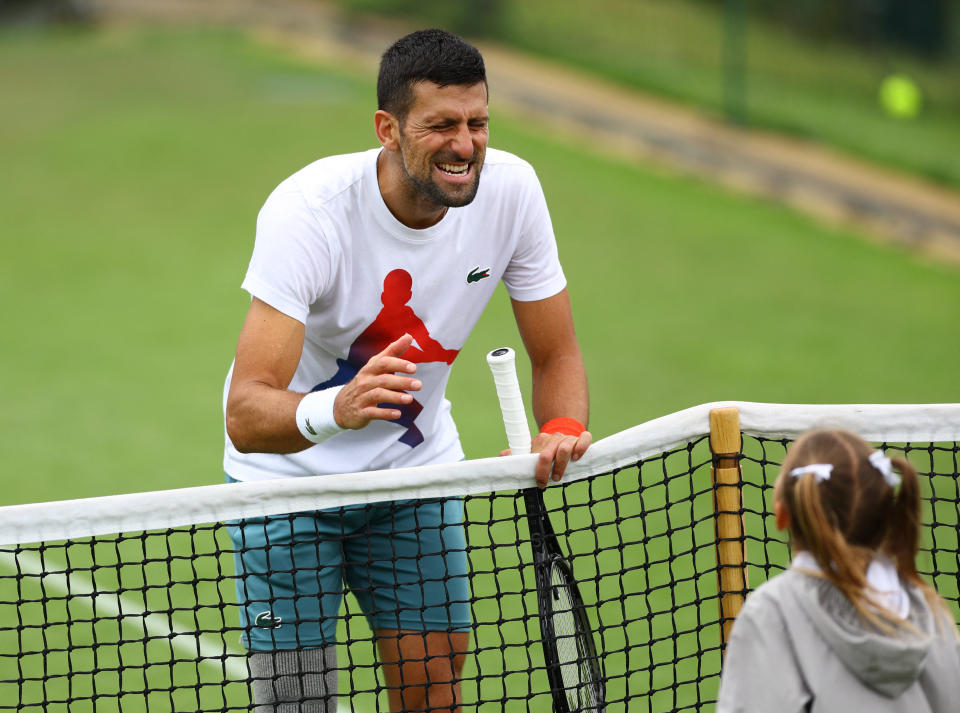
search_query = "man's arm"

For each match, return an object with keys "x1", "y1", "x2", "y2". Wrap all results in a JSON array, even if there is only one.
[
  {"x1": 226, "y1": 298, "x2": 421, "y2": 454},
  {"x1": 511, "y1": 288, "x2": 591, "y2": 487}
]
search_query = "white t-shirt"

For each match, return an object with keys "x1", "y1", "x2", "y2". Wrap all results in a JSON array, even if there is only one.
[{"x1": 223, "y1": 147, "x2": 566, "y2": 481}]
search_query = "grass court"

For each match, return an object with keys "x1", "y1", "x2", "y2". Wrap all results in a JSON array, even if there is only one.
[{"x1": 1, "y1": 24, "x2": 958, "y2": 712}]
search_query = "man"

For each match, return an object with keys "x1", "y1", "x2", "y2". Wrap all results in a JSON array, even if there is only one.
[{"x1": 224, "y1": 29, "x2": 590, "y2": 713}]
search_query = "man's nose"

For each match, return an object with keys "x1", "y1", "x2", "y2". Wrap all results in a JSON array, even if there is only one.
[{"x1": 449, "y1": 124, "x2": 473, "y2": 159}]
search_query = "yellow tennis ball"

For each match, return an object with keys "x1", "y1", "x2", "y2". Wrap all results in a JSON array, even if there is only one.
[{"x1": 879, "y1": 73, "x2": 922, "y2": 119}]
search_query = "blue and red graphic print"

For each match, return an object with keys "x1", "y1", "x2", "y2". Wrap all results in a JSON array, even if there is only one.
[{"x1": 312, "y1": 269, "x2": 459, "y2": 447}]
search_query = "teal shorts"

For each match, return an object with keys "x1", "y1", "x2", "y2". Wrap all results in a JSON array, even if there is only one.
[{"x1": 226, "y1": 477, "x2": 471, "y2": 651}]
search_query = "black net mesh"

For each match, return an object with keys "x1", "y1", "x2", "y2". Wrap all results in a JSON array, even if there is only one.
[{"x1": 1, "y1": 435, "x2": 957, "y2": 712}]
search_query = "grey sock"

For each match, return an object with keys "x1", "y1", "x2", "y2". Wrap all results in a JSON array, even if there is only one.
[{"x1": 249, "y1": 646, "x2": 338, "y2": 713}]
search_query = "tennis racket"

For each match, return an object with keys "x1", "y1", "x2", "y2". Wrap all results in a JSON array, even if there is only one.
[{"x1": 486, "y1": 347, "x2": 605, "y2": 713}]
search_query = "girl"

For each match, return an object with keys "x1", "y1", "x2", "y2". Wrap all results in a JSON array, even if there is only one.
[{"x1": 717, "y1": 429, "x2": 960, "y2": 712}]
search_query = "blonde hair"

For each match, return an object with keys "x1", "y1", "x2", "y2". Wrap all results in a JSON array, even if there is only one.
[{"x1": 775, "y1": 429, "x2": 946, "y2": 629}]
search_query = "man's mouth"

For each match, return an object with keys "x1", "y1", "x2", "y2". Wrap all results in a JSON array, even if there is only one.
[{"x1": 437, "y1": 162, "x2": 470, "y2": 177}]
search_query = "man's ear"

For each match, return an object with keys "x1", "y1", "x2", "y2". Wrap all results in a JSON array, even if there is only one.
[
  {"x1": 375, "y1": 110, "x2": 400, "y2": 151},
  {"x1": 774, "y1": 500, "x2": 790, "y2": 531}
]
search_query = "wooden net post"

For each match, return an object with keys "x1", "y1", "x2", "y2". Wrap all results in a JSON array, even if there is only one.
[{"x1": 710, "y1": 406, "x2": 747, "y2": 655}]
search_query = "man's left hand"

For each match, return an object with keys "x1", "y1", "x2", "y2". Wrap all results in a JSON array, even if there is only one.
[
  {"x1": 499, "y1": 431, "x2": 593, "y2": 489},
  {"x1": 532, "y1": 430, "x2": 592, "y2": 488}
]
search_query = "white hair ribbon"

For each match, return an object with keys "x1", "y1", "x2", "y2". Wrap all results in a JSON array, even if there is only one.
[
  {"x1": 789, "y1": 464, "x2": 833, "y2": 482},
  {"x1": 869, "y1": 450, "x2": 900, "y2": 488}
]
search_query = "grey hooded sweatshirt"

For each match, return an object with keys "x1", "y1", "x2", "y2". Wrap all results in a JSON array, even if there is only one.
[{"x1": 717, "y1": 569, "x2": 960, "y2": 712}]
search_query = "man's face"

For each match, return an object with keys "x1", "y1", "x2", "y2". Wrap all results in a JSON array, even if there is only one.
[{"x1": 394, "y1": 81, "x2": 489, "y2": 209}]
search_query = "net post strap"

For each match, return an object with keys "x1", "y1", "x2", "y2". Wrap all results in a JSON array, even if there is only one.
[{"x1": 710, "y1": 406, "x2": 748, "y2": 654}]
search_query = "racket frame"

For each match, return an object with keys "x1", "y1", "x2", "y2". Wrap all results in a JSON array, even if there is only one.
[{"x1": 486, "y1": 347, "x2": 605, "y2": 713}]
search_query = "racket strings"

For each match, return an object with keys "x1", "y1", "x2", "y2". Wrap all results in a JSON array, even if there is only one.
[{"x1": 548, "y1": 561, "x2": 604, "y2": 711}]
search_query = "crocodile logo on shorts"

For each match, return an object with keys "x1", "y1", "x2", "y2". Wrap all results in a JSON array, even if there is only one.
[
  {"x1": 254, "y1": 611, "x2": 283, "y2": 629},
  {"x1": 467, "y1": 266, "x2": 490, "y2": 283}
]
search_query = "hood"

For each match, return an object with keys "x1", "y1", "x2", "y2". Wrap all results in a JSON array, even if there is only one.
[{"x1": 787, "y1": 570, "x2": 936, "y2": 698}]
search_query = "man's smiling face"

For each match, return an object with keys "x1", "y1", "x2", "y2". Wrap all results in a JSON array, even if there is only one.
[{"x1": 394, "y1": 80, "x2": 489, "y2": 209}]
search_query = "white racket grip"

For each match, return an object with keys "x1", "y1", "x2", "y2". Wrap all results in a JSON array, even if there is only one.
[{"x1": 486, "y1": 347, "x2": 532, "y2": 455}]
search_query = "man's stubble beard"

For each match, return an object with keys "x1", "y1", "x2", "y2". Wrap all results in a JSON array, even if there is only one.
[{"x1": 398, "y1": 143, "x2": 483, "y2": 208}]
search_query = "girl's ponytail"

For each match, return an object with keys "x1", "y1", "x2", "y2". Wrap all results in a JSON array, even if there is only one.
[
  {"x1": 788, "y1": 465, "x2": 868, "y2": 606},
  {"x1": 884, "y1": 455, "x2": 951, "y2": 624},
  {"x1": 886, "y1": 455, "x2": 921, "y2": 583}
]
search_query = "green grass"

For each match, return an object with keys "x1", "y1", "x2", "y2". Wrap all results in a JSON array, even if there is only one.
[
  {"x1": 338, "y1": 0, "x2": 960, "y2": 188},
  {"x1": 1, "y1": 24, "x2": 958, "y2": 492},
  {"x1": 0, "y1": 26, "x2": 374, "y2": 503},
  {"x1": 460, "y1": 125, "x2": 960, "y2": 453},
  {"x1": 0, "y1": 24, "x2": 959, "y2": 713}
]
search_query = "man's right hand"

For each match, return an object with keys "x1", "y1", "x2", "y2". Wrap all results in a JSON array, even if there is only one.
[{"x1": 333, "y1": 334, "x2": 422, "y2": 429}]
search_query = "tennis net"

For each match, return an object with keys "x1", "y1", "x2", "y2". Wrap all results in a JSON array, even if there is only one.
[{"x1": 1, "y1": 402, "x2": 958, "y2": 712}]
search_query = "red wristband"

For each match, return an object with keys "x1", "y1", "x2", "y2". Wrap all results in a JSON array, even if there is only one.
[{"x1": 539, "y1": 417, "x2": 586, "y2": 437}]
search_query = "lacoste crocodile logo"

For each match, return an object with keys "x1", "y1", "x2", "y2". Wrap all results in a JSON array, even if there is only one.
[
  {"x1": 254, "y1": 611, "x2": 283, "y2": 629},
  {"x1": 467, "y1": 266, "x2": 490, "y2": 284},
  {"x1": 304, "y1": 418, "x2": 317, "y2": 436}
]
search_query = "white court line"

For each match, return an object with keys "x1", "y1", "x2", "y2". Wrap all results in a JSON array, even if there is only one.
[
  {"x1": 1, "y1": 550, "x2": 361, "y2": 712},
  {"x1": 1, "y1": 549, "x2": 249, "y2": 679}
]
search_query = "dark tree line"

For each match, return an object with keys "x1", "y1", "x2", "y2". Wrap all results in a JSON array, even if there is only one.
[{"x1": 710, "y1": 0, "x2": 952, "y2": 58}]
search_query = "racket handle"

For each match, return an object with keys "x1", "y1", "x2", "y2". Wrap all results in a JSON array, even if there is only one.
[{"x1": 486, "y1": 347, "x2": 532, "y2": 455}]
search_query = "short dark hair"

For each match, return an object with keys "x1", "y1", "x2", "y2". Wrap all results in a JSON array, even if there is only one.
[{"x1": 377, "y1": 29, "x2": 487, "y2": 120}]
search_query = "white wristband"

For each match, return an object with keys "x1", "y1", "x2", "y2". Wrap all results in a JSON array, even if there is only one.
[{"x1": 295, "y1": 386, "x2": 347, "y2": 444}]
